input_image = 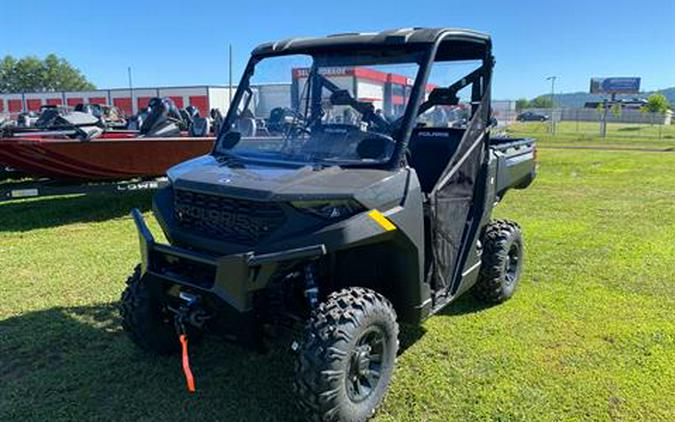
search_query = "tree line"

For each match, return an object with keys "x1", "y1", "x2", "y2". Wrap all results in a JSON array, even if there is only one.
[
  {"x1": 516, "y1": 93, "x2": 671, "y2": 113},
  {"x1": 0, "y1": 54, "x2": 95, "y2": 94}
]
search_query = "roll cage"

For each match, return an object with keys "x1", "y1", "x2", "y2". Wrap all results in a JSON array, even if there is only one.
[{"x1": 215, "y1": 28, "x2": 493, "y2": 170}]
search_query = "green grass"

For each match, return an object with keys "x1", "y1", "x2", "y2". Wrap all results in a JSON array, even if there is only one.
[{"x1": 1, "y1": 146, "x2": 674, "y2": 420}]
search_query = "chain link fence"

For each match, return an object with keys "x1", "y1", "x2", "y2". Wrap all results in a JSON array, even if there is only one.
[{"x1": 496, "y1": 108, "x2": 674, "y2": 140}]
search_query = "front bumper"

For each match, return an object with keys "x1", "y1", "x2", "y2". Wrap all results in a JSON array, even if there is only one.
[{"x1": 131, "y1": 208, "x2": 327, "y2": 312}]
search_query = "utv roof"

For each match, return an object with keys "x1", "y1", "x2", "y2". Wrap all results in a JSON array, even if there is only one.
[{"x1": 252, "y1": 27, "x2": 492, "y2": 60}]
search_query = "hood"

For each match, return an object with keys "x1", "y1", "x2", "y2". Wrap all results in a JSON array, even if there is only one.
[{"x1": 167, "y1": 154, "x2": 405, "y2": 204}]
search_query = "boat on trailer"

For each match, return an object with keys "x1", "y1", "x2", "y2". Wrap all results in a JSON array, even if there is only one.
[
  {"x1": 0, "y1": 134, "x2": 214, "y2": 181},
  {"x1": 0, "y1": 97, "x2": 218, "y2": 202},
  {"x1": 0, "y1": 97, "x2": 216, "y2": 181}
]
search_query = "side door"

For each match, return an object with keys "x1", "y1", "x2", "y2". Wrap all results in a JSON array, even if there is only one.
[{"x1": 416, "y1": 56, "x2": 492, "y2": 297}]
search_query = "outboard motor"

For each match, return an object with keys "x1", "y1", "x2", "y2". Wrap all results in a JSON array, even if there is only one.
[
  {"x1": 186, "y1": 105, "x2": 200, "y2": 120},
  {"x1": 178, "y1": 105, "x2": 200, "y2": 131},
  {"x1": 210, "y1": 108, "x2": 224, "y2": 136},
  {"x1": 184, "y1": 105, "x2": 211, "y2": 137},
  {"x1": 178, "y1": 109, "x2": 192, "y2": 131},
  {"x1": 188, "y1": 116, "x2": 211, "y2": 137},
  {"x1": 127, "y1": 110, "x2": 146, "y2": 131},
  {"x1": 139, "y1": 97, "x2": 182, "y2": 137}
]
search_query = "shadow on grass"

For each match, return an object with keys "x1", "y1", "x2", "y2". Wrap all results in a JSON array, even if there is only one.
[
  {"x1": 399, "y1": 324, "x2": 426, "y2": 354},
  {"x1": 398, "y1": 294, "x2": 494, "y2": 353},
  {"x1": 0, "y1": 191, "x2": 153, "y2": 232},
  {"x1": 436, "y1": 293, "x2": 495, "y2": 318},
  {"x1": 0, "y1": 295, "x2": 493, "y2": 420},
  {"x1": 0, "y1": 302, "x2": 299, "y2": 420}
]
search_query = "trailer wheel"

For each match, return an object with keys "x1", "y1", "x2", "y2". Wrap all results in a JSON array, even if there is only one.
[
  {"x1": 294, "y1": 287, "x2": 399, "y2": 422},
  {"x1": 119, "y1": 265, "x2": 180, "y2": 355},
  {"x1": 473, "y1": 220, "x2": 524, "y2": 304}
]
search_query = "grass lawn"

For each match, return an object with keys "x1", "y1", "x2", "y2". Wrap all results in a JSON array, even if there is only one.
[{"x1": 1, "y1": 146, "x2": 674, "y2": 420}]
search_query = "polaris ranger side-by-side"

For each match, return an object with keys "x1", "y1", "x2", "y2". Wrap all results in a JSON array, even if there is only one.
[{"x1": 120, "y1": 28, "x2": 536, "y2": 421}]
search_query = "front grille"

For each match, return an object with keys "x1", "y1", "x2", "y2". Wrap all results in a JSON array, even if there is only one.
[{"x1": 173, "y1": 189, "x2": 286, "y2": 245}]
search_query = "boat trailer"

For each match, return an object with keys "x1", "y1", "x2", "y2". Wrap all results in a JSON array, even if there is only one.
[{"x1": 0, "y1": 177, "x2": 169, "y2": 203}]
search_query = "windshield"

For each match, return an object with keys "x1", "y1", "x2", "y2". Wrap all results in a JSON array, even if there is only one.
[{"x1": 216, "y1": 50, "x2": 424, "y2": 166}]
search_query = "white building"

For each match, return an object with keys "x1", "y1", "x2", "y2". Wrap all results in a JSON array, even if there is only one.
[{"x1": 0, "y1": 84, "x2": 292, "y2": 118}]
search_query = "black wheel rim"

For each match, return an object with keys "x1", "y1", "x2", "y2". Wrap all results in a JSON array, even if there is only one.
[
  {"x1": 505, "y1": 243, "x2": 520, "y2": 286},
  {"x1": 346, "y1": 326, "x2": 386, "y2": 403}
]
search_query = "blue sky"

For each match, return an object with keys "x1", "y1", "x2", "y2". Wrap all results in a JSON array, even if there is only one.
[{"x1": 1, "y1": 0, "x2": 673, "y2": 99}]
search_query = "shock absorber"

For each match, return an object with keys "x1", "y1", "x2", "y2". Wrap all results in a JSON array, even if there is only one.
[{"x1": 303, "y1": 262, "x2": 319, "y2": 309}]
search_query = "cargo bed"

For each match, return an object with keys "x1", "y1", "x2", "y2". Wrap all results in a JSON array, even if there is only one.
[{"x1": 490, "y1": 137, "x2": 537, "y2": 197}]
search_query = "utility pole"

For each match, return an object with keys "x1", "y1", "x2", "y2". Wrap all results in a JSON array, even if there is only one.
[
  {"x1": 546, "y1": 76, "x2": 557, "y2": 135},
  {"x1": 600, "y1": 92, "x2": 615, "y2": 139},
  {"x1": 127, "y1": 66, "x2": 134, "y2": 115},
  {"x1": 228, "y1": 44, "x2": 233, "y2": 108}
]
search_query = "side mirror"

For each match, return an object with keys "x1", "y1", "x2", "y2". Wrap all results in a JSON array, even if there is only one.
[{"x1": 220, "y1": 131, "x2": 241, "y2": 149}]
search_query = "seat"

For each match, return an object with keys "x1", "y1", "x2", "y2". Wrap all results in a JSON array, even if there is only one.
[
  {"x1": 35, "y1": 107, "x2": 62, "y2": 129},
  {"x1": 301, "y1": 124, "x2": 362, "y2": 158},
  {"x1": 236, "y1": 109, "x2": 257, "y2": 137},
  {"x1": 236, "y1": 117, "x2": 257, "y2": 137},
  {"x1": 408, "y1": 128, "x2": 464, "y2": 193}
]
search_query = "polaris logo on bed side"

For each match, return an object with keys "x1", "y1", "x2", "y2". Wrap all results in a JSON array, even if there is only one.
[{"x1": 419, "y1": 132, "x2": 451, "y2": 138}]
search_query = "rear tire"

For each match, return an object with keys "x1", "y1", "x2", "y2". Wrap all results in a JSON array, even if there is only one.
[
  {"x1": 473, "y1": 220, "x2": 524, "y2": 304},
  {"x1": 294, "y1": 287, "x2": 399, "y2": 422},
  {"x1": 119, "y1": 265, "x2": 180, "y2": 355}
]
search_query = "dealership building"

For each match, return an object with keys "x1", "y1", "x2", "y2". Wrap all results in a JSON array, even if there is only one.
[
  {"x1": 1, "y1": 68, "x2": 509, "y2": 121},
  {"x1": 0, "y1": 84, "x2": 295, "y2": 118},
  {"x1": 291, "y1": 67, "x2": 419, "y2": 117},
  {"x1": 0, "y1": 66, "x2": 424, "y2": 119}
]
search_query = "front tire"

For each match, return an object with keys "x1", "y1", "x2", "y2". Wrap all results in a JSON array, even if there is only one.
[
  {"x1": 473, "y1": 220, "x2": 524, "y2": 304},
  {"x1": 119, "y1": 265, "x2": 180, "y2": 355},
  {"x1": 294, "y1": 287, "x2": 399, "y2": 422}
]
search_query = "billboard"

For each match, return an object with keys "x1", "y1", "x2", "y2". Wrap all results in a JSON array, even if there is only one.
[{"x1": 590, "y1": 77, "x2": 641, "y2": 94}]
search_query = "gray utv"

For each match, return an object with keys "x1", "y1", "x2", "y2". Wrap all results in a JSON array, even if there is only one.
[{"x1": 120, "y1": 27, "x2": 537, "y2": 421}]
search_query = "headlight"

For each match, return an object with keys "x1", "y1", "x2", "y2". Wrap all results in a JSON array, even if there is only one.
[{"x1": 290, "y1": 199, "x2": 364, "y2": 220}]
